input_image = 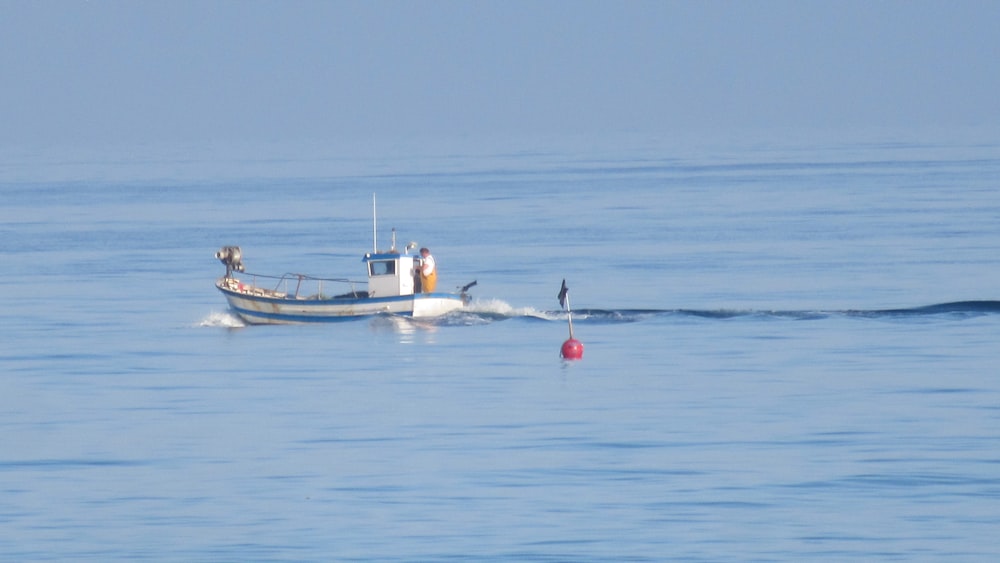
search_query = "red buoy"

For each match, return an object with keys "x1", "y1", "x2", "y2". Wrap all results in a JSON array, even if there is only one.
[
  {"x1": 557, "y1": 279, "x2": 583, "y2": 359},
  {"x1": 561, "y1": 337, "x2": 584, "y2": 360}
]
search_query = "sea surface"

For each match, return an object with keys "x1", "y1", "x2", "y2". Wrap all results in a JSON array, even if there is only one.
[{"x1": 2, "y1": 134, "x2": 1000, "y2": 561}]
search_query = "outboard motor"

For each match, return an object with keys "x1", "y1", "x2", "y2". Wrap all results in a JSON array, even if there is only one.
[
  {"x1": 216, "y1": 246, "x2": 245, "y2": 277},
  {"x1": 459, "y1": 280, "x2": 477, "y2": 305}
]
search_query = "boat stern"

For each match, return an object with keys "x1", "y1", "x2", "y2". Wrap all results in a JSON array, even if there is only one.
[{"x1": 411, "y1": 294, "x2": 465, "y2": 317}]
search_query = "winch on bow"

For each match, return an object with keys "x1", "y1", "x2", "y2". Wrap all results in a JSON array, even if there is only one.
[{"x1": 215, "y1": 246, "x2": 245, "y2": 277}]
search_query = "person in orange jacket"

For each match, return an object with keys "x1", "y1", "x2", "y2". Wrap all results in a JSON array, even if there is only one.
[{"x1": 418, "y1": 247, "x2": 437, "y2": 293}]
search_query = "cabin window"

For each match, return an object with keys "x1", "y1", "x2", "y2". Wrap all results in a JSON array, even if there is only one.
[{"x1": 369, "y1": 260, "x2": 396, "y2": 276}]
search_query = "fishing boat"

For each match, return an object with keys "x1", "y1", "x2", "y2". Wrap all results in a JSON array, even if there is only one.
[{"x1": 214, "y1": 203, "x2": 476, "y2": 324}]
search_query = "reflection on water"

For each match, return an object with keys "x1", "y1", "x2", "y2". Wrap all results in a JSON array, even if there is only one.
[{"x1": 368, "y1": 314, "x2": 439, "y2": 344}]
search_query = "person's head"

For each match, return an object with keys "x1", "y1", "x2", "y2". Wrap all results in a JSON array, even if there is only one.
[{"x1": 420, "y1": 247, "x2": 430, "y2": 257}]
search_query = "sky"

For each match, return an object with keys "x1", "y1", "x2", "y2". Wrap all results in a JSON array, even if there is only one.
[{"x1": 2, "y1": 0, "x2": 999, "y2": 152}]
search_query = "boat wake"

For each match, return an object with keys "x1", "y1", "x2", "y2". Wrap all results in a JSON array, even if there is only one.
[
  {"x1": 449, "y1": 299, "x2": 1000, "y2": 325},
  {"x1": 197, "y1": 300, "x2": 1000, "y2": 329},
  {"x1": 197, "y1": 310, "x2": 246, "y2": 328},
  {"x1": 850, "y1": 300, "x2": 1000, "y2": 317},
  {"x1": 463, "y1": 298, "x2": 560, "y2": 320}
]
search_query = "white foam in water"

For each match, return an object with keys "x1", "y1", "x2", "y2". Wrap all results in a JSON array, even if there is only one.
[
  {"x1": 197, "y1": 311, "x2": 246, "y2": 328},
  {"x1": 465, "y1": 298, "x2": 558, "y2": 320}
]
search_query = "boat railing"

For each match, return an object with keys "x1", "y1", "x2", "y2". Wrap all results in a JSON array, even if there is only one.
[{"x1": 242, "y1": 271, "x2": 367, "y2": 299}]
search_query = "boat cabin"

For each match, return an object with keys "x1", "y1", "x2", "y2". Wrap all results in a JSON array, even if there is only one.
[{"x1": 363, "y1": 252, "x2": 419, "y2": 297}]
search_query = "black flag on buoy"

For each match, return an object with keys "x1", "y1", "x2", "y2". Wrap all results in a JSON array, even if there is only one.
[{"x1": 557, "y1": 279, "x2": 569, "y2": 309}]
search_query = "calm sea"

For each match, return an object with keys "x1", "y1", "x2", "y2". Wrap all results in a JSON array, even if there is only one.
[{"x1": 2, "y1": 134, "x2": 999, "y2": 561}]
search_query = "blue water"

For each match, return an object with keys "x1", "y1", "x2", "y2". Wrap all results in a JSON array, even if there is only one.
[{"x1": 2, "y1": 136, "x2": 1000, "y2": 561}]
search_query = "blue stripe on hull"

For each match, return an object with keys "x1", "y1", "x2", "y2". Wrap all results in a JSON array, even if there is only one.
[{"x1": 230, "y1": 305, "x2": 398, "y2": 323}]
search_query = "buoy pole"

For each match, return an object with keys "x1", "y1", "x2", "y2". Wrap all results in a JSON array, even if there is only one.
[
  {"x1": 564, "y1": 291, "x2": 575, "y2": 339},
  {"x1": 558, "y1": 279, "x2": 584, "y2": 360}
]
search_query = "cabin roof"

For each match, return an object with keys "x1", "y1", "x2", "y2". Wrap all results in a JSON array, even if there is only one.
[{"x1": 362, "y1": 252, "x2": 412, "y2": 262}]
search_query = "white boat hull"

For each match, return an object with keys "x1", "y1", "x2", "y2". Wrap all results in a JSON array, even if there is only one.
[{"x1": 217, "y1": 279, "x2": 464, "y2": 324}]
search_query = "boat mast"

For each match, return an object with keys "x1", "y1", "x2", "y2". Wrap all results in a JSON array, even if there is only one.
[{"x1": 372, "y1": 193, "x2": 377, "y2": 252}]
